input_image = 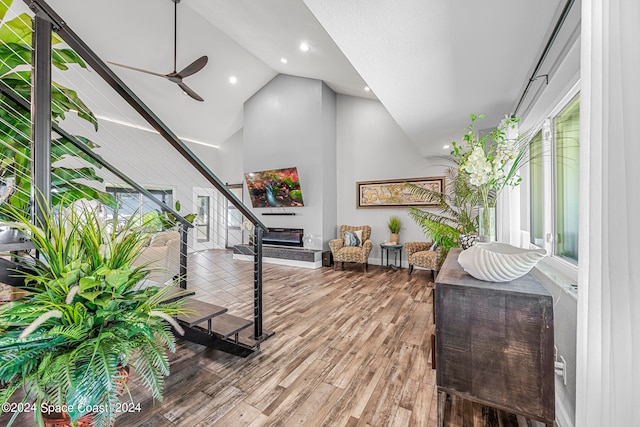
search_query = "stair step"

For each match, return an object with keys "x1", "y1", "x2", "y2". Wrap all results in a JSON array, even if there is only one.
[
  {"x1": 195, "y1": 313, "x2": 253, "y2": 340},
  {"x1": 177, "y1": 300, "x2": 227, "y2": 326}
]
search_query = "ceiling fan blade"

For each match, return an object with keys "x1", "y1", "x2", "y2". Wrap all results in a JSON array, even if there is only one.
[
  {"x1": 108, "y1": 61, "x2": 167, "y2": 78},
  {"x1": 178, "y1": 81, "x2": 204, "y2": 102},
  {"x1": 176, "y1": 56, "x2": 208, "y2": 78}
]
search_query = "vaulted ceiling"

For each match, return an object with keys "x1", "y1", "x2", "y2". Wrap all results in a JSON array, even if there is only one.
[{"x1": 42, "y1": 0, "x2": 565, "y2": 155}]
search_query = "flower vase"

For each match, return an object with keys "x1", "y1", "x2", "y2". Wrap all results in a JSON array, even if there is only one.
[{"x1": 478, "y1": 205, "x2": 496, "y2": 242}]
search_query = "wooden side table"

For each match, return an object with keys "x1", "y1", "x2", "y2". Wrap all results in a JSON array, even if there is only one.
[
  {"x1": 435, "y1": 248, "x2": 555, "y2": 426},
  {"x1": 380, "y1": 243, "x2": 403, "y2": 270}
]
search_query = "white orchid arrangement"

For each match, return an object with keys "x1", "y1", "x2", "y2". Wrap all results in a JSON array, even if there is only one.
[
  {"x1": 451, "y1": 114, "x2": 526, "y2": 237},
  {"x1": 451, "y1": 114, "x2": 524, "y2": 207}
]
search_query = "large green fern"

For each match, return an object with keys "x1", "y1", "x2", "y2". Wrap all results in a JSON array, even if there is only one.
[{"x1": 0, "y1": 202, "x2": 188, "y2": 427}]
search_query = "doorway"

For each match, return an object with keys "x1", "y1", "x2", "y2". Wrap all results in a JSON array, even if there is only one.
[{"x1": 192, "y1": 187, "x2": 220, "y2": 251}]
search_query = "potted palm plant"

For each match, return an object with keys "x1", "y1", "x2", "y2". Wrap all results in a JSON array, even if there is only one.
[
  {"x1": 387, "y1": 216, "x2": 401, "y2": 243},
  {"x1": 0, "y1": 202, "x2": 189, "y2": 427},
  {"x1": 407, "y1": 166, "x2": 481, "y2": 250}
]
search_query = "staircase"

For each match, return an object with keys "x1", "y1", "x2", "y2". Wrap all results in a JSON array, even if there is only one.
[
  {"x1": 0, "y1": 0, "x2": 274, "y2": 357},
  {"x1": 0, "y1": 236, "x2": 273, "y2": 357}
]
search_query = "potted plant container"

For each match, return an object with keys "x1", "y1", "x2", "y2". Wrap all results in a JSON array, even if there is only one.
[{"x1": 388, "y1": 216, "x2": 401, "y2": 243}]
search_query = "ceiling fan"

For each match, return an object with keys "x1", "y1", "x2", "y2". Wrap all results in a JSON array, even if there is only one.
[{"x1": 108, "y1": 0, "x2": 208, "y2": 101}]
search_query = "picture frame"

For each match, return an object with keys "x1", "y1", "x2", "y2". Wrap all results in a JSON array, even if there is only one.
[{"x1": 356, "y1": 176, "x2": 445, "y2": 208}]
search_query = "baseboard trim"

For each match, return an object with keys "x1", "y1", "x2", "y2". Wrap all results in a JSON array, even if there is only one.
[{"x1": 232, "y1": 253, "x2": 322, "y2": 269}]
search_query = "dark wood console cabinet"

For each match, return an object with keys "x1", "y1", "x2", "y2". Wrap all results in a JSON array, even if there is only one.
[{"x1": 435, "y1": 248, "x2": 555, "y2": 426}]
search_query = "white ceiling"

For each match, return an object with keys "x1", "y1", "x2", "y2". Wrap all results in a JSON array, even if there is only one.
[{"x1": 42, "y1": 0, "x2": 563, "y2": 155}]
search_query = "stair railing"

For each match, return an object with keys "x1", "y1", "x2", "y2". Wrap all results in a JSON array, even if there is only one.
[
  {"x1": 0, "y1": 79, "x2": 194, "y2": 288},
  {"x1": 22, "y1": 0, "x2": 268, "y2": 340}
]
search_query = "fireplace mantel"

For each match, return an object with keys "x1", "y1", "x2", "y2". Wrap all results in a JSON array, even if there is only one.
[{"x1": 233, "y1": 244, "x2": 326, "y2": 269}]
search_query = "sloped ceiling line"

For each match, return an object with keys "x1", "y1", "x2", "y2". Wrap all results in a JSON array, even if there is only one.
[
  {"x1": 303, "y1": 0, "x2": 565, "y2": 156},
  {"x1": 44, "y1": 0, "x2": 564, "y2": 155}
]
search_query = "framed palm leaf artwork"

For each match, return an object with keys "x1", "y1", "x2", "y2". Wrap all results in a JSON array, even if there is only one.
[{"x1": 356, "y1": 176, "x2": 445, "y2": 208}]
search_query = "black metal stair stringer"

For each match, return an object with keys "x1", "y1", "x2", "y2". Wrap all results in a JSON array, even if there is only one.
[{"x1": 167, "y1": 296, "x2": 271, "y2": 357}]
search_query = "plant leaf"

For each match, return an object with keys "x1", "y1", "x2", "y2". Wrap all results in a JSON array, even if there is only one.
[{"x1": 0, "y1": 13, "x2": 33, "y2": 45}]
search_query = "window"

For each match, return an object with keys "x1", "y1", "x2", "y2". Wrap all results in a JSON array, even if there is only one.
[
  {"x1": 528, "y1": 95, "x2": 580, "y2": 264},
  {"x1": 105, "y1": 186, "x2": 173, "y2": 230},
  {"x1": 554, "y1": 97, "x2": 580, "y2": 262},
  {"x1": 529, "y1": 131, "x2": 544, "y2": 247},
  {"x1": 196, "y1": 195, "x2": 210, "y2": 242}
]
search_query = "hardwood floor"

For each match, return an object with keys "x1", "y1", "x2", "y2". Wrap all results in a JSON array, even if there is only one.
[{"x1": 1, "y1": 250, "x2": 545, "y2": 427}]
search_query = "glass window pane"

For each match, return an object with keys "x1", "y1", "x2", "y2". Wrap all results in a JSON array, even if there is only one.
[
  {"x1": 196, "y1": 195, "x2": 210, "y2": 242},
  {"x1": 118, "y1": 192, "x2": 140, "y2": 225},
  {"x1": 143, "y1": 190, "x2": 173, "y2": 214},
  {"x1": 105, "y1": 187, "x2": 172, "y2": 231},
  {"x1": 554, "y1": 96, "x2": 580, "y2": 263},
  {"x1": 529, "y1": 131, "x2": 544, "y2": 246}
]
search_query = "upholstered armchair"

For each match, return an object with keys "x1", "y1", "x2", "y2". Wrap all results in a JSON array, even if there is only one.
[
  {"x1": 329, "y1": 225, "x2": 373, "y2": 272},
  {"x1": 405, "y1": 241, "x2": 447, "y2": 278}
]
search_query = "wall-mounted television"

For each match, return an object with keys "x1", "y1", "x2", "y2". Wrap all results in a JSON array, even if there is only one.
[{"x1": 244, "y1": 167, "x2": 304, "y2": 208}]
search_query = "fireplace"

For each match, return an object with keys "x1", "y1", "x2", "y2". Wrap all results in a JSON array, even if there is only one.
[{"x1": 262, "y1": 228, "x2": 304, "y2": 247}]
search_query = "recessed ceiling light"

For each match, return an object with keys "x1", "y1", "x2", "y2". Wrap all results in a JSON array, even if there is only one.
[
  {"x1": 443, "y1": 144, "x2": 450, "y2": 149},
  {"x1": 364, "y1": 86, "x2": 370, "y2": 92},
  {"x1": 299, "y1": 42, "x2": 310, "y2": 52},
  {"x1": 280, "y1": 57, "x2": 288, "y2": 64},
  {"x1": 229, "y1": 76, "x2": 238, "y2": 84}
]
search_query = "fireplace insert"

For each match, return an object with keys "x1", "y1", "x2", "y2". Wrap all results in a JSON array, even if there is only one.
[{"x1": 262, "y1": 228, "x2": 304, "y2": 247}]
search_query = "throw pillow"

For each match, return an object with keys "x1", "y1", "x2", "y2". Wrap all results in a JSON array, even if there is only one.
[{"x1": 343, "y1": 230, "x2": 362, "y2": 247}]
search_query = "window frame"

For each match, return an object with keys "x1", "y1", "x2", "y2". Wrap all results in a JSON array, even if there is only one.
[
  {"x1": 525, "y1": 83, "x2": 580, "y2": 280},
  {"x1": 105, "y1": 185, "x2": 175, "y2": 228},
  {"x1": 551, "y1": 95, "x2": 580, "y2": 264}
]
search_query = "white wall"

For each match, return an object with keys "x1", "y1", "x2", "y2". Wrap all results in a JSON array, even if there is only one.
[
  {"x1": 226, "y1": 78, "x2": 448, "y2": 259},
  {"x1": 57, "y1": 117, "x2": 217, "y2": 212},
  {"x1": 243, "y1": 74, "x2": 337, "y2": 249},
  {"x1": 218, "y1": 129, "x2": 244, "y2": 185},
  {"x1": 336, "y1": 95, "x2": 447, "y2": 265},
  {"x1": 321, "y1": 83, "x2": 338, "y2": 251}
]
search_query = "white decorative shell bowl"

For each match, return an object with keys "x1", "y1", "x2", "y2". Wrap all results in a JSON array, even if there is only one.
[{"x1": 458, "y1": 242, "x2": 547, "y2": 282}]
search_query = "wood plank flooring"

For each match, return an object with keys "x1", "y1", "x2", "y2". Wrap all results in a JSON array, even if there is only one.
[{"x1": 1, "y1": 250, "x2": 545, "y2": 427}]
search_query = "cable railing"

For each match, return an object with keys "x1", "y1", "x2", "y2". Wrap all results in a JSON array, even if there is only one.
[{"x1": 0, "y1": 0, "x2": 268, "y2": 340}]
